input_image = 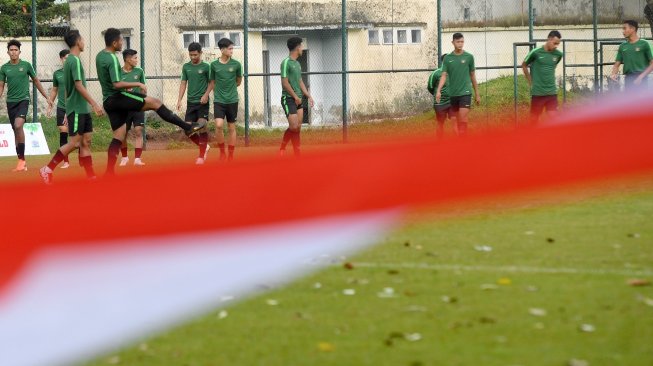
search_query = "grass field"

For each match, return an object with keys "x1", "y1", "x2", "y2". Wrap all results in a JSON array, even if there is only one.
[{"x1": 71, "y1": 176, "x2": 652, "y2": 366}]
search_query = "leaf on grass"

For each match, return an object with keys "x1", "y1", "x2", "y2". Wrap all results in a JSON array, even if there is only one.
[
  {"x1": 524, "y1": 230, "x2": 535, "y2": 235},
  {"x1": 317, "y1": 342, "x2": 335, "y2": 352},
  {"x1": 343, "y1": 289, "x2": 356, "y2": 296},
  {"x1": 497, "y1": 278, "x2": 512, "y2": 286},
  {"x1": 480, "y1": 284, "x2": 499, "y2": 291},
  {"x1": 579, "y1": 324, "x2": 595, "y2": 333},
  {"x1": 529, "y1": 308, "x2": 547, "y2": 317},
  {"x1": 627, "y1": 279, "x2": 651, "y2": 287},
  {"x1": 404, "y1": 241, "x2": 411, "y2": 247},
  {"x1": 474, "y1": 245, "x2": 493, "y2": 252},
  {"x1": 568, "y1": 359, "x2": 589, "y2": 366},
  {"x1": 627, "y1": 233, "x2": 641, "y2": 238},
  {"x1": 441, "y1": 295, "x2": 458, "y2": 304},
  {"x1": 404, "y1": 333, "x2": 422, "y2": 342},
  {"x1": 265, "y1": 299, "x2": 280, "y2": 306},
  {"x1": 546, "y1": 237, "x2": 556, "y2": 243},
  {"x1": 107, "y1": 356, "x2": 120, "y2": 365},
  {"x1": 343, "y1": 262, "x2": 354, "y2": 270},
  {"x1": 377, "y1": 287, "x2": 396, "y2": 298},
  {"x1": 479, "y1": 316, "x2": 497, "y2": 324},
  {"x1": 217, "y1": 310, "x2": 228, "y2": 319},
  {"x1": 313, "y1": 282, "x2": 322, "y2": 289},
  {"x1": 387, "y1": 270, "x2": 400, "y2": 275},
  {"x1": 138, "y1": 343, "x2": 149, "y2": 352},
  {"x1": 405, "y1": 305, "x2": 428, "y2": 312}
]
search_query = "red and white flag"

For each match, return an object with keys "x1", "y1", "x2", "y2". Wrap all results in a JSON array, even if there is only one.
[{"x1": 1, "y1": 91, "x2": 653, "y2": 366}]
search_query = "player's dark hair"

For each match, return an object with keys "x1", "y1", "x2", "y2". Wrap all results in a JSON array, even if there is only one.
[
  {"x1": 548, "y1": 30, "x2": 562, "y2": 39},
  {"x1": 218, "y1": 38, "x2": 234, "y2": 50},
  {"x1": 452, "y1": 33, "x2": 464, "y2": 41},
  {"x1": 7, "y1": 39, "x2": 21, "y2": 50},
  {"x1": 64, "y1": 30, "x2": 81, "y2": 48},
  {"x1": 624, "y1": 20, "x2": 639, "y2": 30},
  {"x1": 287, "y1": 37, "x2": 303, "y2": 51},
  {"x1": 440, "y1": 53, "x2": 447, "y2": 62},
  {"x1": 122, "y1": 49, "x2": 138, "y2": 60},
  {"x1": 104, "y1": 28, "x2": 122, "y2": 47},
  {"x1": 188, "y1": 42, "x2": 202, "y2": 53},
  {"x1": 59, "y1": 49, "x2": 70, "y2": 59}
]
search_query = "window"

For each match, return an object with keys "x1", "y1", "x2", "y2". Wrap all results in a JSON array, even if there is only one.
[
  {"x1": 382, "y1": 29, "x2": 393, "y2": 44},
  {"x1": 198, "y1": 33, "x2": 210, "y2": 48},
  {"x1": 397, "y1": 30, "x2": 407, "y2": 44},
  {"x1": 229, "y1": 32, "x2": 242, "y2": 47},
  {"x1": 411, "y1": 29, "x2": 421, "y2": 44},
  {"x1": 123, "y1": 36, "x2": 131, "y2": 49},
  {"x1": 183, "y1": 33, "x2": 195, "y2": 48},
  {"x1": 214, "y1": 32, "x2": 226, "y2": 46},
  {"x1": 368, "y1": 30, "x2": 380, "y2": 45},
  {"x1": 463, "y1": 7, "x2": 471, "y2": 21}
]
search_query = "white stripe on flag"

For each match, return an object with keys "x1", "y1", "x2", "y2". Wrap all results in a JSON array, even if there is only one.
[{"x1": 0, "y1": 211, "x2": 397, "y2": 366}]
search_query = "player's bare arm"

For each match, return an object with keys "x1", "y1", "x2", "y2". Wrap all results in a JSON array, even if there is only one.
[
  {"x1": 75, "y1": 80, "x2": 104, "y2": 116},
  {"x1": 610, "y1": 61, "x2": 622, "y2": 81},
  {"x1": 635, "y1": 60, "x2": 653, "y2": 84},
  {"x1": 435, "y1": 72, "x2": 447, "y2": 104},
  {"x1": 471, "y1": 71, "x2": 481, "y2": 105},
  {"x1": 201, "y1": 80, "x2": 215, "y2": 104},
  {"x1": 236, "y1": 76, "x2": 242, "y2": 87},
  {"x1": 177, "y1": 80, "x2": 187, "y2": 111},
  {"x1": 300, "y1": 79, "x2": 313, "y2": 108},
  {"x1": 522, "y1": 62, "x2": 532, "y2": 86}
]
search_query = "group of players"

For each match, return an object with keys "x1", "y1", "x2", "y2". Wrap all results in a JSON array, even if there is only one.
[
  {"x1": 0, "y1": 20, "x2": 650, "y2": 182},
  {"x1": 428, "y1": 20, "x2": 653, "y2": 135}
]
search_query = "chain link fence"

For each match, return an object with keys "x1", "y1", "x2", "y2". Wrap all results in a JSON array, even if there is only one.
[{"x1": 3, "y1": 0, "x2": 653, "y2": 143}]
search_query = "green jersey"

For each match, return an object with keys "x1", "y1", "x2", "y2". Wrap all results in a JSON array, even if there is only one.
[
  {"x1": 63, "y1": 54, "x2": 90, "y2": 115},
  {"x1": 0, "y1": 60, "x2": 36, "y2": 103},
  {"x1": 95, "y1": 50, "x2": 123, "y2": 101},
  {"x1": 181, "y1": 61, "x2": 210, "y2": 104},
  {"x1": 280, "y1": 57, "x2": 303, "y2": 99},
  {"x1": 209, "y1": 58, "x2": 242, "y2": 104},
  {"x1": 52, "y1": 68, "x2": 66, "y2": 109},
  {"x1": 441, "y1": 52, "x2": 475, "y2": 97},
  {"x1": 524, "y1": 46, "x2": 563, "y2": 96},
  {"x1": 616, "y1": 39, "x2": 653, "y2": 75},
  {"x1": 428, "y1": 68, "x2": 450, "y2": 106},
  {"x1": 121, "y1": 67, "x2": 146, "y2": 94}
]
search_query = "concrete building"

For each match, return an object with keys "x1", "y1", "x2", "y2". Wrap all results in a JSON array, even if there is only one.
[{"x1": 69, "y1": 0, "x2": 438, "y2": 126}]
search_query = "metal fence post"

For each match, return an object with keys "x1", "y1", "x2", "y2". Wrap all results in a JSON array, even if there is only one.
[
  {"x1": 140, "y1": 0, "x2": 147, "y2": 148},
  {"x1": 528, "y1": 0, "x2": 533, "y2": 42},
  {"x1": 32, "y1": 0, "x2": 37, "y2": 123},
  {"x1": 341, "y1": 0, "x2": 348, "y2": 143},
  {"x1": 243, "y1": 0, "x2": 250, "y2": 147},
  {"x1": 437, "y1": 0, "x2": 442, "y2": 67},
  {"x1": 592, "y1": 0, "x2": 599, "y2": 94}
]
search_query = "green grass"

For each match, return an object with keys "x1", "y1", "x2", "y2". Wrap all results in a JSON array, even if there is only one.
[{"x1": 80, "y1": 184, "x2": 653, "y2": 366}]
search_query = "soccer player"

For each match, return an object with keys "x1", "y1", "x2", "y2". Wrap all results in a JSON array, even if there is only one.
[
  {"x1": 177, "y1": 42, "x2": 210, "y2": 165},
  {"x1": 46, "y1": 49, "x2": 72, "y2": 169},
  {"x1": 435, "y1": 33, "x2": 480, "y2": 135},
  {"x1": 279, "y1": 37, "x2": 313, "y2": 157},
  {"x1": 0, "y1": 39, "x2": 52, "y2": 172},
  {"x1": 428, "y1": 54, "x2": 453, "y2": 138},
  {"x1": 39, "y1": 30, "x2": 104, "y2": 184},
  {"x1": 522, "y1": 31, "x2": 563, "y2": 124},
  {"x1": 610, "y1": 20, "x2": 653, "y2": 89},
  {"x1": 119, "y1": 49, "x2": 146, "y2": 167},
  {"x1": 98, "y1": 28, "x2": 205, "y2": 176},
  {"x1": 204, "y1": 38, "x2": 242, "y2": 161}
]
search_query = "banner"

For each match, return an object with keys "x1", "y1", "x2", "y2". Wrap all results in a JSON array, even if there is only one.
[{"x1": 0, "y1": 123, "x2": 50, "y2": 157}]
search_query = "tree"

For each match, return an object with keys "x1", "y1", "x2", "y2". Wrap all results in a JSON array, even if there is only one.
[{"x1": 0, "y1": 0, "x2": 70, "y2": 38}]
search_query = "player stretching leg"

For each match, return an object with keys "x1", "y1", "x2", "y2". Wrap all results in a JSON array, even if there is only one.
[
  {"x1": 98, "y1": 28, "x2": 206, "y2": 176},
  {"x1": 204, "y1": 38, "x2": 243, "y2": 162},
  {"x1": 428, "y1": 54, "x2": 454, "y2": 138},
  {"x1": 0, "y1": 39, "x2": 52, "y2": 171},
  {"x1": 39, "y1": 30, "x2": 104, "y2": 184},
  {"x1": 522, "y1": 31, "x2": 563, "y2": 124},
  {"x1": 177, "y1": 42, "x2": 210, "y2": 165},
  {"x1": 436, "y1": 33, "x2": 480, "y2": 135},
  {"x1": 119, "y1": 49, "x2": 146, "y2": 166},
  {"x1": 46, "y1": 49, "x2": 72, "y2": 169},
  {"x1": 279, "y1": 37, "x2": 313, "y2": 157}
]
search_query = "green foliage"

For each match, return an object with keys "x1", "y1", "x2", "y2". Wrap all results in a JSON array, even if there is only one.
[{"x1": 0, "y1": 0, "x2": 69, "y2": 38}]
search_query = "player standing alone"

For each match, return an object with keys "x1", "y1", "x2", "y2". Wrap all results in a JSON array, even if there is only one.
[
  {"x1": 46, "y1": 49, "x2": 72, "y2": 169},
  {"x1": 436, "y1": 33, "x2": 480, "y2": 135},
  {"x1": 279, "y1": 37, "x2": 313, "y2": 157},
  {"x1": 428, "y1": 54, "x2": 453, "y2": 138},
  {"x1": 98, "y1": 28, "x2": 205, "y2": 176},
  {"x1": 522, "y1": 31, "x2": 563, "y2": 124},
  {"x1": 0, "y1": 39, "x2": 52, "y2": 172},
  {"x1": 119, "y1": 49, "x2": 146, "y2": 167},
  {"x1": 610, "y1": 20, "x2": 653, "y2": 90},
  {"x1": 204, "y1": 38, "x2": 242, "y2": 161},
  {"x1": 39, "y1": 30, "x2": 104, "y2": 184},
  {"x1": 177, "y1": 42, "x2": 210, "y2": 165}
]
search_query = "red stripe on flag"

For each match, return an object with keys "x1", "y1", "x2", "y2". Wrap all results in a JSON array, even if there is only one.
[{"x1": 1, "y1": 111, "x2": 653, "y2": 292}]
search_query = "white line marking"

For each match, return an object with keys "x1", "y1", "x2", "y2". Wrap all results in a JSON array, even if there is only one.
[{"x1": 349, "y1": 262, "x2": 653, "y2": 277}]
